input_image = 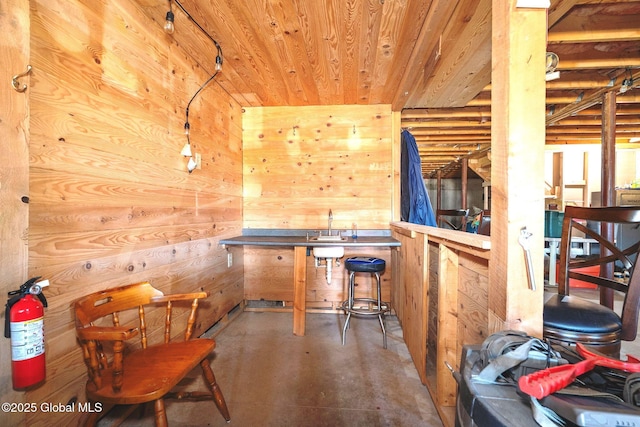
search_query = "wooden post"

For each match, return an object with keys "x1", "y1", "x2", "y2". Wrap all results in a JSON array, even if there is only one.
[
  {"x1": 601, "y1": 91, "x2": 617, "y2": 308},
  {"x1": 436, "y1": 170, "x2": 442, "y2": 212},
  {"x1": 489, "y1": 0, "x2": 547, "y2": 335},
  {"x1": 293, "y1": 246, "x2": 307, "y2": 335},
  {"x1": 461, "y1": 158, "x2": 468, "y2": 229},
  {"x1": 392, "y1": 111, "x2": 402, "y2": 222},
  {"x1": 461, "y1": 158, "x2": 468, "y2": 211}
]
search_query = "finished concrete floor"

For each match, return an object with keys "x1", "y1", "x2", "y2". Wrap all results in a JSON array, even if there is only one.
[{"x1": 100, "y1": 311, "x2": 443, "y2": 427}]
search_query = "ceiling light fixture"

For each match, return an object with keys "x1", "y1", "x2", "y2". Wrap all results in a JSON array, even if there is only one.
[
  {"x1": 180, "y1": 141, "x2": 192, "y2": 157},
  {"x1": 164, "y1": 7, "x2": 175, "y2": 34},
  {"x1": 545, "y1": 52, "x2": 560, "y2": 81},
  {"x1": 166, "y1": 0, "x2": 223, "y2": 173},
  {"x1": 545, "y1": 52, "x2": 558, "y2": 73},
  {"x1": 621, "y1": 69, "x2": 634, "y2": 94}
]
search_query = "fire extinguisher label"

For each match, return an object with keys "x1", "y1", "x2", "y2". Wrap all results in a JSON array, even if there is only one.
[{"x1": 10, "y1": 317, "x2": 45, "y2": 362}]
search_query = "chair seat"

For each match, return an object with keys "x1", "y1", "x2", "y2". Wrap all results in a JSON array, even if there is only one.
[
  {"x1": 543, "y1": 294, "x2": 622, "y2": 334},
  {"x1": 87, "y1": 339, "x2": 215, "y2": 404},
  {"x1": 345, "y1": 257, "x2": 385, "y2": 273}
]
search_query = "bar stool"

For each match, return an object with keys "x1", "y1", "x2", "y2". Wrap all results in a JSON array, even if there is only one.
[{"x1": 341, "y1": 256, "x2": 389, "y2": 348}]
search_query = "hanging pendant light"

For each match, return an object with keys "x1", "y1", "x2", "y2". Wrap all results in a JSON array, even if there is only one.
[
  {"x1": 164, "y1": 10, "x2": 175, "y2": 34},
  {"x1": 165, "y1": 0, "x2": 223, "y2": 173}
]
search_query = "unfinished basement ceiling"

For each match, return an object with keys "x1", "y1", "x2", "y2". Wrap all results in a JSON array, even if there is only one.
[{"x1": 136, "y1": 0, "x2": 640, "y2": 179}]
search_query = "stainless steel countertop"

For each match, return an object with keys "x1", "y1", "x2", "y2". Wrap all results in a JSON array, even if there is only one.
[{"x1": 219, "y1": 234, "x2": 400, "y2": 248}]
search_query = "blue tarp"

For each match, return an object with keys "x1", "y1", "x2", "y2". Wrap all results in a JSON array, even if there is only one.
[{"x1": 402, "y1": 130, "x2": 436, "y2": 226}]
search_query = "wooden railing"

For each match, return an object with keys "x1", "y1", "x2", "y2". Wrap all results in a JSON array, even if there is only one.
[{"x1": 390, "y1": 221, "x2": 491, "y2": 426}]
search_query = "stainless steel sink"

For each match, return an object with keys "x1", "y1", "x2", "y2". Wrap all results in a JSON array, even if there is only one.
[
  {"x1": 308, "y1": 235, "x2": 347, "y2": 242},
  {"x1": 310, "y1": 235, "x2": 345, "y2": 259}
]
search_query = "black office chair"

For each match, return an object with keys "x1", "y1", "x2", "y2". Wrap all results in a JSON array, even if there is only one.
[{"x1": 543, "y1": 206, "x2": 640, "y2": 357}]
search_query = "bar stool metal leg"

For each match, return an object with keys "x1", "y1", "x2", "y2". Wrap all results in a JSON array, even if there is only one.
[
  {"x1": 342, "y1": 270, "x2": 356, "y2": 345},
  {"x1": 374, "y1": 271, "x2": 387, "y2": 349},
  {"x1": 341, "y1": 258, "x2": 388, "y2": 348}
]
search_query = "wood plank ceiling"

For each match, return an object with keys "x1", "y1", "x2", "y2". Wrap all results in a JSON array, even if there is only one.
[{"x1": 136, "y1": 0, "x2": 640, "y2": 179}]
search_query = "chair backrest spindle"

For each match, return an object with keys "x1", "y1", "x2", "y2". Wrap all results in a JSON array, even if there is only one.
[
  {"x1": 185, "y1": 299, "x2": 200, "y2": 341},
  {"x1": 164, "y1": 301, "x2": 172, "y2": 344},
  {"x1": 139, "y1": 305, "x2": 148, "y2": 349}
]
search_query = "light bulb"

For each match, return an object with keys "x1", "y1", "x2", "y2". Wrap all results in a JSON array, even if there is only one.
[
  {"x1": 164, "y1": 11, "x2": 175, "y2": 34},
  {"x1": 184, "y1": 122, "x2": 190, "y2": 135},
  {"x1": 187, "y1": 157, "x2": 197, "y2": 173},
  {"x1": 180, "y1": 142, "x2": 192, "y2": 157},
  {"x1": 215, "y1": 55, "x2": 223, "y2": 72}
]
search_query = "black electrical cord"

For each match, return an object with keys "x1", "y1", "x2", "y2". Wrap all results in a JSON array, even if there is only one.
[
  {"x1": 183, "y1": 70, "x2": 219, "y2": 145},
  {"x1": 170, "y1": 0, "x2": 223, "y2": 145}
]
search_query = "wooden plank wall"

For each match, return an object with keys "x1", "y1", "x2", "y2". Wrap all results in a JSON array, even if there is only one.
[
  {"x1": 0, "y1": 1, "x2": 244, "y2": 425},
  {"x1": 1, "y1": 1, "x2": 31, "y2": 425},
  {"x1": 242, "y1": 105, "x2": 394, "y2": 230},
  {"x1": 241, "y1": 105, "x2": 395, "y2": 306}
]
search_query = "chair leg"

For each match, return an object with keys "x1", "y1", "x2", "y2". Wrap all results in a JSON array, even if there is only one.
[
  {"x1": 342, "y1": 311, "x2": 352, "y2": 345},
  {"x1": 154, "y1": 399, "x2": 168, "y2": 427},
  {"x1": 375, "y1": 272, "x2": 387, "y2": 349},
  {"x1": 378, "y1": 314, "x2": 387, "y2": 349},
  {"x1": 347, "y1": 271, "x2": 355, "y2": 329},
  {"x1": 200, "y1": 359, "x2": 231, "y2": 422},
  {"x1": 342, "y1": 270, "x2": 356, "y2": 345}
]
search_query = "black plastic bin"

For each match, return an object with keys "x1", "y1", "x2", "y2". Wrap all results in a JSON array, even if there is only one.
[{"x1": 455, "y1": 345, "x2": 540, "y2": 427}]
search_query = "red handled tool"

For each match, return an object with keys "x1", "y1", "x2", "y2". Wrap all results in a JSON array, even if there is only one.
[{"x1": 518, "y1": 343, "x2": 640, "y2": 399}]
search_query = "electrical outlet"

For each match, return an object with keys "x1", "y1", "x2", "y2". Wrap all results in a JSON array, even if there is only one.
[
  {"x1": 227, "y1": 252, "x2": 233, "y2": 268},
  {"x1": 195, "y1": 153, "x2": 202, "y2": 169}
]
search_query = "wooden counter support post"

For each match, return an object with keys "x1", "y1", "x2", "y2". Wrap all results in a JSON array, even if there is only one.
[
  {"x1": 437, "y1": 244, "x2": 459, "y2": 407},
  {"x1": 293, "y1": 246, "x2": 307, "y2": 336},
  {"x1": 490, "y1": 1, "x2": 546, "y2": 335}
]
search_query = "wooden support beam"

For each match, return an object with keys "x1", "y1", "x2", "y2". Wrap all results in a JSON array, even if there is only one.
[
  {"x1": 601, "y1": 91, "x2": 616, "y2": 309},
  {"x1": 461, "y1": 159, "x2": 468, "y2": 211},
  {"x1": 436, "y1": 171, "x2": 442, "y2": 212},
  {"x1": 548, "y1": 28, "x2": 640, "y2": 43},
  {"x1": 490, "y1": 0, "x2": 547, "y2": 335},
  {"x1": 547, "y1": 71, "x2": 640, "y2": 125}
]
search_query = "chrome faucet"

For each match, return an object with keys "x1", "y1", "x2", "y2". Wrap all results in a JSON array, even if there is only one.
[{"x1": 328, "y1": 209, "x2": 333, "y2": 236}]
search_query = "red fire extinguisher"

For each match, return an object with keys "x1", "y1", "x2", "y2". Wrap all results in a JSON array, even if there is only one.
[{"x1": 4, "y1": 277, "x2": 48, "y2": 389}]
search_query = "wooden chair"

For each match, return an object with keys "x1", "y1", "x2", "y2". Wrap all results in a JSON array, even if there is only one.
[
  {"x1": 74, "y1": 281, "x2": 230, "y2": 426},
  {"x1": 436, "y1": 209, "x2": 469, "y2": 230},
  {"x1": 543, "y1": 206, "x2": 640, "y2": 357}
]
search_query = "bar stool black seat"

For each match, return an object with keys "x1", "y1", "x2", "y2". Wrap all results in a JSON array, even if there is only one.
[{"x1": 341, "y1": 256, "x2": 389, "y2": 348}]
